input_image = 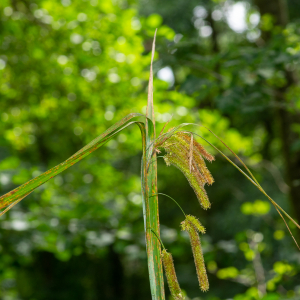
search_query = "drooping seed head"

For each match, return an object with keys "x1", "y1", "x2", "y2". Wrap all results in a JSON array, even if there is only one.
[
  {"x1": 181, "y1": 218, "x2": 209, "y2": 292},
  {"x1": 175, "y1": 133, "x2": 214, "y2": 185},
  {"x1": 178, "y1": 132, "x2": 215, "y2": 162},
  {"x1": 161, "y1": 131, "x2": 214, "y2": 209},
  {"x1": 161, "y1": 249, "x2": 185, "y2": 300},
  {"x1": 165, "y1": 152, "x2": 211, "y2": 210},
  {"x1": 186, "y1": 215, "x2": 206, "y2": 234},
  {"x1": 163, "y1": 155, "x2": 171, "y2": 166}
]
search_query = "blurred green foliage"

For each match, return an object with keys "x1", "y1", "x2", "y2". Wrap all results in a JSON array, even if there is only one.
[
  {"x1": 1, "y1": 0, "x2": 300, "y2": 299},
  {"x1": 241, "y1": 200, "x2": 271, "y2": 215}
]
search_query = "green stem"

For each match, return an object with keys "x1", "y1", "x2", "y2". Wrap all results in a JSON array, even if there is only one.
[
  {"x1": 151, "y1": 193, "x2": 186, "y2": 218},
  {"x1": 142, "y1": 29, "x2": 165, "y2": 300},
  {"x1": 148, "y1": 227, "x2": 166, "y2": 250}
]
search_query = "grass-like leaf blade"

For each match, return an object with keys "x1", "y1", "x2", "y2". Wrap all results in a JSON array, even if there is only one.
[
  {"x1": 143, "y1": 30, "x2": 165, "y2": 300},
  {"x1": 0, "y1": 113, "x2": 144, "y2": 216}
]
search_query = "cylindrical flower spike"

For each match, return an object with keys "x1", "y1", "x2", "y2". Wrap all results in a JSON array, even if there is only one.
[
  {"x1": 175, "y1": 133, "x2": 214, "y2": 185},
  {"x1": 161, "y1": 249, "x2": 185, "y2": 300},
  {"x1": 164, "y1": 151, "x2": 211, "y2": 210},
  {"x1": 178, "y1": 132, "x2": 215, "y2": 162},
  {"x1": 185, "y1": 215, "x2": 206, "y2": 234},
  {"x1": 161, "y1": 131, "x2": 214, "y2": 210},
  {"x1": 164, "y1": 132, "x2": 214, "y2": 185},
  {"x1": 167, "y1": 137, "x2": 207, "y2": 184},
  {"x1": 181, "y1": 217, "x2": 209, "y2": 292}
]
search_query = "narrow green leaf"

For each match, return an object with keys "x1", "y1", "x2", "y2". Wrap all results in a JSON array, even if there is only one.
[
  {"x1": 142, "y1": 30, "x2": 165, "y2": 300},
  {"x1": 146, "y1": 28, "x2": 157, "y2": 132},
  {"x1": 0, "y1": 113, "x2": 144, "y2": 216}
]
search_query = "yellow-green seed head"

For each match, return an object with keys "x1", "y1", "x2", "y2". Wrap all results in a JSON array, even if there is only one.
[
  {"x1": 163, "y1": 155, "x2": 171, "y2": 166},
  {"x1": 165, "y1": 152, "x2": 211, "y2": 210},
  {"x1": 181, "y1": 218, "x2": 209, "y2": 292},
  {"x1": 178, "y1": 132, "x2": 215, "y2": 162},
  {"x1": 175, "y1": 133, "x2": 214, "y2": 185},
  {"x1": 161, "y1": 131, "x2": 214, "y2": 210},
  {"x1": 186, "y1": 215, "x2": 206, "y2": 234},
  {"x1": 161, "y1": 249, "x2": 185, "y2": 300}
]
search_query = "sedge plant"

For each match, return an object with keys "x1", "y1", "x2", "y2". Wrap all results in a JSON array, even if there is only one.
[{"x1": 0, "y1": 32, "x2": 300, "y2": 300}]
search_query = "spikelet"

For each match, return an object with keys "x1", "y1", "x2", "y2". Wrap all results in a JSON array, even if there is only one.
[
  {"x1": 175, "y1": 132, "x2": 214, "y2": 185},
  {"x1": 178, "y1": 132, "x2": 215, "y2": 162},
  {"x1": 166, "y1": 142, "x2": 207, "y2": 185},
  {"x1": 189, "y1": 134, "x2": 193, "y2": 173},
  {"x1": 164, "y1": 152, "x2": 210, "y2": 210},
  {"x1": 161, "y1": 131, "x2": 214, "y2": 210},
  {"x1": 161, "y1": 249, "x2": 185, "y2": 300},
  {"x1": 186, "y1": 215, "x2": 206, "y2": 234},
  {"x1": 181, "y1": 217, "x2": 209, "y2": 292}
]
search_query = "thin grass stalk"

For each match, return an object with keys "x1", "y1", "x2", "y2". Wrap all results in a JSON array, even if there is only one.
[
  {"x1": 183, "y1": 130, "x2": 300, "y2": 250},
  {"x1": 142, "y1": 30, "x2": 165, "y2": 300},
  {"x1": 158, "y1": 124, "x2": 300, "y2": 234},
  {"x1": 157, "y1": 124, "x2": 300, "y2": 244}
]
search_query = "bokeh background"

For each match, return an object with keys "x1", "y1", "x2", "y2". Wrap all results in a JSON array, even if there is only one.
[{"x1": 1, "y1": 0, "x2": 300, "y2": 299}]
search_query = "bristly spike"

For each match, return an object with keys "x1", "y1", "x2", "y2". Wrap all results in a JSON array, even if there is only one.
[
  {"x1": 178, "y1": 135, "x2": 214, "y2": 185},
  {"x1": 189, "y1": 133, "x2": 193, "y2": 173},
  {"x1": 176, "y1": 132, "x2": 214, "y2": 185},
  {"x1": 179, "y1": 132, "x2": 215, "y2": 162},
  {"x1": 186, "y1": 215, "x2": 206, "y2": 234},
  {"x1": 160, "y1": 131, "x2": 214, "y2": 210},
  {"x1": 165, "y1": 151, "x2": 210, "y2": 210},
  {"x1": 161, "y1": 249, "x2": 185, "y2": 300},
  {"x1": 181, "y1": 218, "x2": 209, "y2": 292}
]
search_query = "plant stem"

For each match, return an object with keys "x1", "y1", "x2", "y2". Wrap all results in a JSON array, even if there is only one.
[
  {"x1": 151, "y1": 193, "x2": 186, "y2": 218},
  {"x1": 141, "y1": 30, "x2": 165, "y2": 300},
  {"x1": 148, "y1": 227, "x2": 166, "y2": 251}
]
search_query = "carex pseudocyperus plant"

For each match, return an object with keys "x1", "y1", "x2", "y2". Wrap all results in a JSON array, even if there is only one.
[{"x1": 1, "y1": 31, "x2": 300, "y2": 300}]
